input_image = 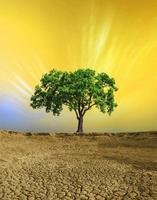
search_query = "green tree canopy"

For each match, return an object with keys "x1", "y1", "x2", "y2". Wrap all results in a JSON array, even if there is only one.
[{"x1": 30, "y1": 68, "x2": 118, "y2": 133}]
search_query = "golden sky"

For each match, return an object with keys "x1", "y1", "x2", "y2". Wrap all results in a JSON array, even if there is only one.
[{"x1": 0, "y1": 0, "x2": 157, "y2": 132}]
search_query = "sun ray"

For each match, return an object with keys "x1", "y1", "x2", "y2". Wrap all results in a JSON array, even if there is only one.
[
  {"x1": 10, "y1": 81, "x2": 30, "y2": 98},
  {"x1": 12, "y1": 72, "x2": 33, "y2": 94},
  {"x1": 32, "y1": 52, "x2": 47, "y2": 74}
]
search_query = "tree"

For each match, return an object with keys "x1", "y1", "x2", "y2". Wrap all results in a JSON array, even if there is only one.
[{"x1": 30, "y1": 69, "x2": 118, "y2": 133}]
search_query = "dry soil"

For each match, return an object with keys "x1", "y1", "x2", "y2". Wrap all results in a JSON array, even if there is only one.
[{"x1": 0, "y1": 131, "x2": 157, "y2": 200}]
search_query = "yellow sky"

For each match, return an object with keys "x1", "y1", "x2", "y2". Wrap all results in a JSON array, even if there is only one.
[{"x1": 0, "y1": 0, "x2": 157, "y2": 132}]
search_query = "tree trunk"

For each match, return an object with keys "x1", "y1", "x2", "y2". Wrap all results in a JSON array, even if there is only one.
[{"x1": 77, "y1": 116, "x2": 83, "y2": 133}]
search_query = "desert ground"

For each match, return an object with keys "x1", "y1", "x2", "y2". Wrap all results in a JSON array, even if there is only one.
[{"x1": 0, "y1": 131, "x2": 157, "y2": 200}]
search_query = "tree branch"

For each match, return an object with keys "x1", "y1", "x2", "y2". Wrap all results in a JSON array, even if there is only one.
[
  {"x1": 74, "y1": 109, "x2": 79, "y2": 120},
  {"x1": 88, "y1": 103, "x2": 96, "y2": 109},
  {"x1": 80, "y1": 101, "x2": 85, "y2": 113},
  {"x1": 83, "y1": 102, "x2": 96, "y2": 115},
  {"x1": 78, "y1": 101, "x2": 81, "y2": 115}
]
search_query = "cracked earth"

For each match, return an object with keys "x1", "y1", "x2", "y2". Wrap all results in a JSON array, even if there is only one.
[{"x1": 0, "y1": 131, "x2": 157, "y2": 200}]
